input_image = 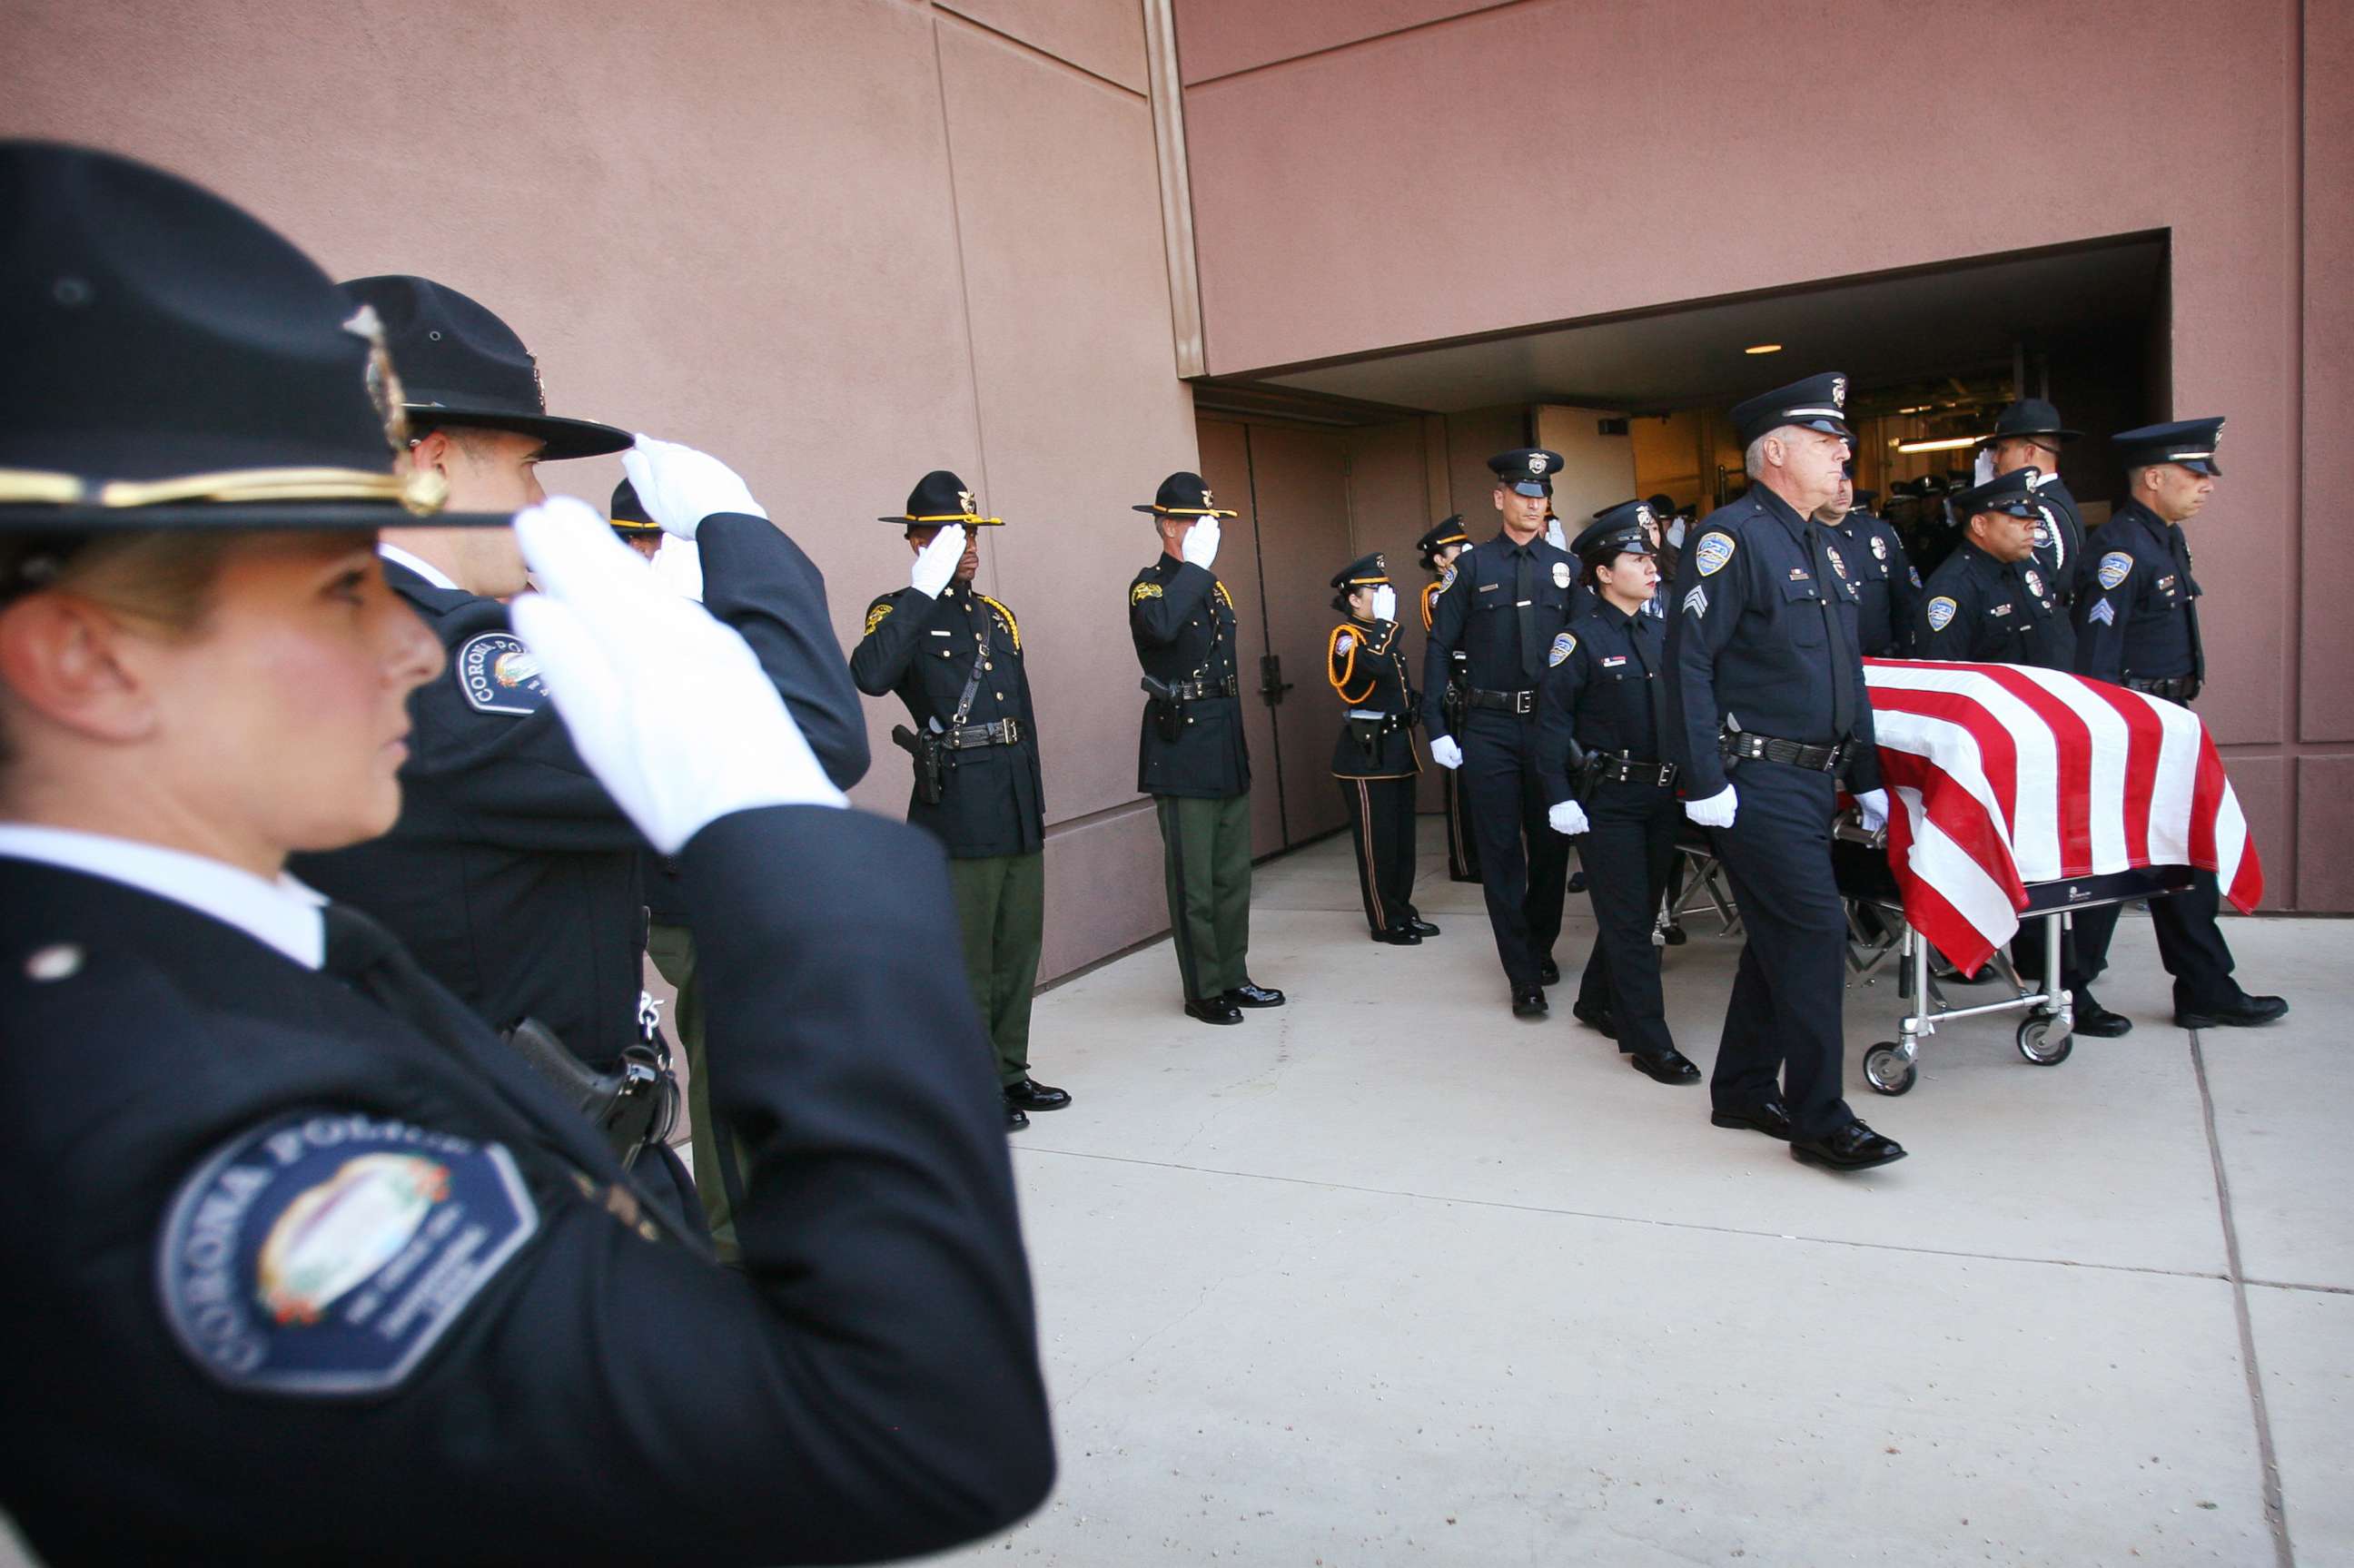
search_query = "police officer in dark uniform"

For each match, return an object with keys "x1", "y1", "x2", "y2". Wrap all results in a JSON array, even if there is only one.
[
  {"x1": 0, "y1": 143, "x2": 1050, "y2": 1564},
  {"x1": 853, "y1": 471, "x2": 1068, "y2": 1129},
  {"x1": 1325, "y1": 552, "x2": 1437, "y2": 944},
  {"x1": 2071, "y1": 419, "x2": 2289, "y2": 1030},
  {"x1": 610, "y1": 477, "x2": 664, "y2": 558},
  {"x1": 1422, "y1": 449, "x2": 1579, "y2": 1018},
  {"x1": 1821, "y1": 466, "x2": 1920, "y2": 656},
  {"x1": 1977, "y1": 398, "x2": 2089, "y2": 671},
  {"x1": 292, "y1": 278, "x2": 870, "y2": 1216},
  {"x1": 1132, "y1": 472, "x2": 1284, "y2": 1025},
  {"x1": 1418, "y1": 515, "x2": 1481, "y2": 883},
  {"x1": 1667, "y1": 373, "x2": 1906, "y2": 1171},
  {"x1": 1537, "y1": 504, "x2": 1700, "y2": 1085},
  {"x1": 1913, "y1": 468, "x2": 2133, "y2": 1039}
]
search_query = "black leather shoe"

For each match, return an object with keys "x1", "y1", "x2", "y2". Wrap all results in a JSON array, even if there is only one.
[
  {"x1": 1184, "y1": 996, "x2": 1243, "y2": 1026},
  {"x1": 1512, "y1": 986, "x2": 1549, "y2": 1019},
  {"x1": 1570, "y1": 1001, "x2": 1617, "y2": 1040},
  {"x1": 1005, "y1": 1104, "x2": 1030, "y2": 1131},
  {"x1": 1710, "y1": 1099, "x2": 1793, "y2": 1140},
  {"x1": 1630, "y1": 1048, "x2": 1701, "y2": 1085},
  {"x1": 2070, "y1": 991, "x2": 2133, "y2": 1038},
  {"x1": 1371, "y1": 927, "x2": 1421, "y2": 946},
  {"x1": 1791, "y1": 1119, "x2": 1907, "y2": 1171},
  {"x1": 2175, "y1": 992, "x2": 2290, "y2": 1030},
  {"x1": 1567, "y1": 869, "x2": 1587, "y2": 893},
  {"x1": 1406, "y1": 917, "x2": 1441, "y2": 937},
  {"x1": 1005, "y1": 1079, "x2": 1071, "y2": 1112},
  {"x1": 1538, "y1": 957, "x2": 1561, "y2": 986},
  {"x1": 1225, "y1": 981, "x2": 1286, "y2": 1008},
  {"x1": 1661, "y1": 921, "x2": 1687, "y2": 947}
]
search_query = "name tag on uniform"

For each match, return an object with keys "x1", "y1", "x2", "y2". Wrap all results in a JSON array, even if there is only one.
[
  {"x1": 1602, "y1": 655, "x2": 1628, "y2": 667},
  {"x1": 930, "y1": 629, "x2": 953, "y2": 636},
  {"x1": 1991, "y1": 603, "x2": 2013, "y2": 617},
  {"x1": 1787, "y1": 567, "x2": 1811, "y2": 581}
]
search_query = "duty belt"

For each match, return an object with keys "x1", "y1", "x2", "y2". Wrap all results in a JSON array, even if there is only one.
[
  {"x1": 1590, "y1": 751, "x2": 1677, "y2": 788},
  {"x1": 1719, "y1": 729, "x2": 1853, "y2": 774},
  {"x1": 1467, "y1": 687, "x2": 1535, "y2": 715},
  {"x1": 2124, "y1": 675, "x2": 2199, "y2": 702},
  {"x1": 941, "y1": 717, "x2": 1023, "y2": 749},
  {"x1": 1170, "y1": 675, "x2": 1240, "y2": 701}
]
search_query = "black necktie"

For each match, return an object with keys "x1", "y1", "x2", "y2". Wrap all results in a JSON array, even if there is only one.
[
  {"x1": 1514, "y1": 547, "x2": 1542, "y2": 686},
  {"x1": 1635, "y1": 614, "x2": 1671, "y2": 760},
  {"x1": 2169, "y1": 525, "x2": 2205, "y2": 685},
  {"x1": 1809, "y1": 527, "x2": 1856, "y2": 735}
]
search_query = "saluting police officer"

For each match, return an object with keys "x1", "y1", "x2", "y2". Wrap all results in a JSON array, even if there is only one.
[
  {"x1": 1419, "y1": 516, "x2": 1481, "y2": 883},
  {"x1": 1422, "y1": 449, "x2": 1579, "y2": 1019},
  {"x1": 853, "y1": 471, "x2": 1068, "y2": 1129},
  {"x1": 1132, "y1": 472, "x2": 1285, "y2": 1025},
  {"x1": 1914, "y1": 468, "x2": 2132, "y2": 1039},
  {"x1": 1979, "y1": 398, "x2": 2087, "y2": 669},
  {"x1": 2071, "y1": 420, "x2": 2289, "y2": 1031},
  {"x1": 1326, "y1": 553, "x2": 1439, "y2": 945},
  {"x1": 1667, "y1": 374, "x2": 1906, "y2": 1171},
  {"x1": 1537, "y1": 504, "x2": 1701, "y2": 1085},
  {"x1": 1820, "y1": 464, "x2": 1921, "y2": 656}
]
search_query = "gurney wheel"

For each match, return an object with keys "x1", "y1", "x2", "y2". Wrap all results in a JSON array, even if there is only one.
[
  {"x1": 1863, "y1": 1043, "x2": 1915, "y2": 1096},
  {"x1": 2016, "y1": 1017, "x2": 2072, "y2": 1066}
]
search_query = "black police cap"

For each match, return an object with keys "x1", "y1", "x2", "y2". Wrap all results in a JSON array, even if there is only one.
[
  {"x1": 1571, "y1": 500, "x2": 1659, "y2": 565},
  {"x1": 879, "y1": 468, "x2": 1002, "y2": 527},
  {"x1": 1729, "y1": 372, "x2": 1853, "y2": 449},
  {"x1": 1416, "y1": 514, "x2": 1469, "y2": 559},
  {"x1": 341, "y1": 275, "x2": 630, "y2": 462},
  {"x1": 2113, "y1": 418, "x2": 2224, "y2": 477},
  {"x1": 1852, "y1": 487, "x2": 1881, "y2": 508},
  {"x1": 609, "y1": 478, "x2": 659, "y2": 534},
  {"x1": 1132, "y1": 471, "x2": 1237, "y2": 518},
  {"x1": 1951, "y1": 466, "x2": 2045, "y2": 519},
  {"x1": 1983, "y1": 398, "x2": 2081, "y2": 447},
  {"x1": 0, "y1": 142, "x2": 499, "y2": 533},
  {"x1": 1329, "y1": 551, "x2": 1390, "y2": 591},
  {"x1": 1488, "y1": 448, "x2": 1565, "y2": 498}
]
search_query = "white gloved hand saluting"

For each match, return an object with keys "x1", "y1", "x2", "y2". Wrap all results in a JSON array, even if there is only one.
[
  {"x1": 1855, "y1": 788, "x2": 1891, "y2": 835},
  {"x1": 1430, "y1": 735, "x2": 1463, "y2": 770},
  {"x1": 1370, "y1": 585, "x2": 1398, "y2": 624},
  {"x1": 622, "y1": 434, "x2": 767, "y2": 541},
  {"x1": 509, "y1": 497, "x2": 846, "y2": 853},
  {"x1": 1548, "y1": 799, "x2": 1589, "y2": 837},
  {"x1": 909, "y1": 524, "x2": 966, "y2": 598},
  {"x1": 1684, "y1": 785, "x2": 1737, "y2": 829},
  {"x1": 1180, "y1": 517, "x2": 1221, "y2": 570}
]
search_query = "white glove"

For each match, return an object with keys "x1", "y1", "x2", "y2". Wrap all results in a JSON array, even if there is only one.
[
  {"x1": 1548, "y1": 799, "x2": 1589, "y2": 836},
  {"x1": 1855, "y1": 788, "x2": 1891, "y2": 834},
  {"x1": 1181, "y1": 517, "x2": 1220, "y2": 569},
  {"x1": 909, "y1": 523, "x2": 966, "y2": 597},
  {"x1": 1544, "y1": 517, "x2": 1568, "y2": 551},
  {"x1": 622, "y1": 434, "x2": 767, "y2": 541},
  {"x1": 1666, "y1": 518, "x2": 1687, "y2": 549},
  {"x1": 1430, "y1": 735, "x2": 1463, "y2": 770},
  {"x1": 1684, "y1": 785, "x2": 1737, "y2": 828},
  {"x1": 1370, "y1": 585, "x2": 1398, "y2": 624},
  {"x1": 509, "y1": 497, "x2": 845, "y2": 853}
]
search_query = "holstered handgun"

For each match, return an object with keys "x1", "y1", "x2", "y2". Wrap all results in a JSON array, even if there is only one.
[
  {"x1": 1347, "y1": 715, "x2": 1386, "y2": 769},
  {"x1": 501, "y1": 1015, "x2": 678, "y2": 1169},
  {"x1": 1574, "y1": 751, "x2": 1605, "y2": 801},
  {"x1": 893, "y1": 724, "x2": 945, "y2": 805},
  {"x1": 1141, "y1": 676, "x2": 1185, "y2": 743}
]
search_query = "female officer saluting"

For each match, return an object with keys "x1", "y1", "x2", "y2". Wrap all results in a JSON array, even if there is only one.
[
  {"x1": 1328, "y1": 553, "x2": 1438, "y2": 945},
  {"x1": 0, "y1": 143, "x2": 1048, "y2": 1566},
  {"x1": 1536, "y1": 504, "x2": 1700, "y2": 1086}
]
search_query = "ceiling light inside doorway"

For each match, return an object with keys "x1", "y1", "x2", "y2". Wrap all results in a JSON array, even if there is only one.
[
  {"x1": 1894, "y1": 435, "x2": 1984, "y2": 454},
  {"x1": 1744, "y1": 343, "x2": 1783, "y2": 355}
]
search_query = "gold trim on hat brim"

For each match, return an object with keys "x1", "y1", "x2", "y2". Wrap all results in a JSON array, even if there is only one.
[
  {"x1": 898, "y1": 512, "x2": 1004, "y2": 527},
  {"x1": 0, "y1": 465, "x2": 448, "y2": 517}
]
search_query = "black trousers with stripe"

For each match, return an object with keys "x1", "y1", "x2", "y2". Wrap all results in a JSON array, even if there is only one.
[{"x1": 1338, "y1": 774, "x2": 1418, "y2": 935}]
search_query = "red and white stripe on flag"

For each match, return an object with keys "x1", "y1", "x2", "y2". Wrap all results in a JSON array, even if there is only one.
[{"x1": 1861, "y1": 659, "x2": 2262, "y2": 971}]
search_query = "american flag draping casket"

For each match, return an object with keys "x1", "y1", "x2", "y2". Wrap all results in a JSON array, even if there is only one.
[{"x1": 1859, "y1": 659, "x2": 2264, "y2": 972}]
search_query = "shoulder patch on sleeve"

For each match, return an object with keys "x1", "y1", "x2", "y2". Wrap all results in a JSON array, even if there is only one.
[
  {"x1": 862, "y1": 601, "x2": 894, "y2": 636},
  {"x1": 1694, "y1": 532, "x2": 1736, "y2": 577},
  {"x1": 1131, "y1": 580, "x2": 1163, "y2": 604},
  {"x1": 1909, "y1": 566, "x2": 1923, "y2": 588},
  {"x1": 1925, "y1": 596, "x2": 1958, "y2": 632},
  {"x1": 453, "y1": 632, "x2": 549, "y2": 716},
  {"x1": 158, "y1": 1112, "x2": 539, "y2": 1396},
  {"x1": 1548, "y1": 630, "x2": 1577, "y2": 666},
  {"x1": 2097, "y1": 551, "x2": 2134, "y2": 591}
]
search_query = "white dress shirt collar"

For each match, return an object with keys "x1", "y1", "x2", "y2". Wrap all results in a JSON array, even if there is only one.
[
  {"x1": 378, "y1": 542, "x2": 461, "y2": 592},
  {"x1": 0, "y1": 823, "x2": 325, "y2": 969}
]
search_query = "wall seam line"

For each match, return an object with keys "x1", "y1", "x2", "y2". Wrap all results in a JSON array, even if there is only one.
[
  {"x1": 925, "y1": 9, "x2": 996, "y2": 593},
  {"x1": 1181, "y1": 0, "x2": 1532, "y2": 89},
  {"x1": 930, "y1": 3, "x2": 1148, "y2": 100}
]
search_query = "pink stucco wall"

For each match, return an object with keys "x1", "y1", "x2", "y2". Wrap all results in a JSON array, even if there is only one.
[
  {"x1": 1174, "y1": 0, "x2": 2341, "y2": 909},
  {"x1": 0, "y1": 0, "x2": 1200, "y2": 977}
]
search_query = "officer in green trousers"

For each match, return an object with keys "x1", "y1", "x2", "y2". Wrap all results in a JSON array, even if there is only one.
[
  {"x1": 854, "y1": 470, "x2": 1070, "y2": 1129},
  {"x1": 1130, "y1": 472, "x2": 1287, "y2": 1026}
]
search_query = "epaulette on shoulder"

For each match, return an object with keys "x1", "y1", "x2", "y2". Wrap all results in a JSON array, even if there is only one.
[
  {"x1": 862, "y1": 598, "x2": 894, "y2": 637},
  {"x1": 976, "y1": 592, "x2": 1020, "y2": 652}
]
